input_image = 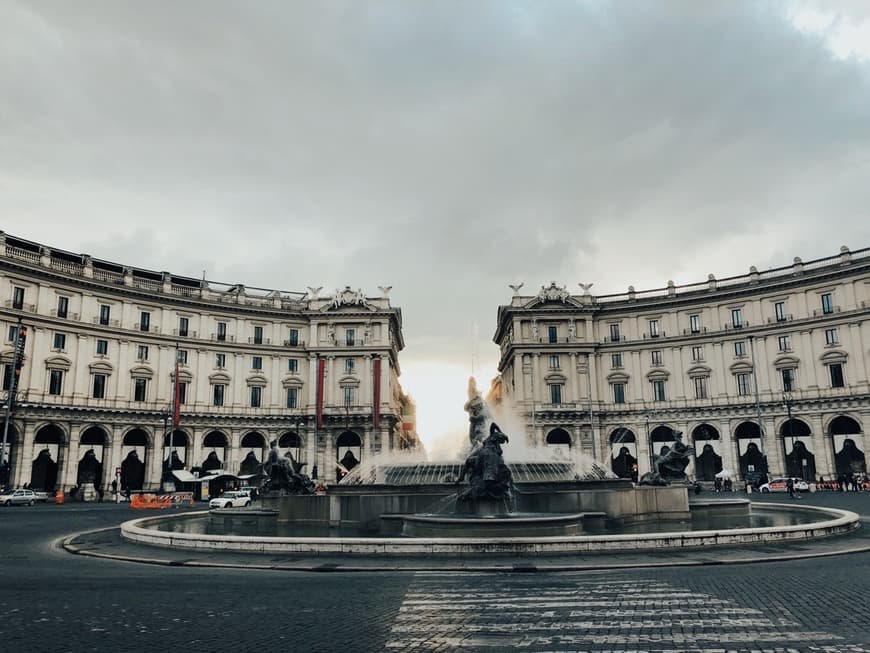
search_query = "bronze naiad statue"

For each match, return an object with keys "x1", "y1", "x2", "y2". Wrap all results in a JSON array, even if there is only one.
[
  {"x1": 457, "y1": 422, "x2": 514, "y2": 504},
  {"x1": 639, "y1": 431, "x2": 693, "y2": 486},
  {"x1": 262, "y1": 440, "x2": 315, "y2": 495}
]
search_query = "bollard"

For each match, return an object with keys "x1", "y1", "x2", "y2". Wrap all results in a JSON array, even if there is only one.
[{"x1": 55, "y1": 490, "x2": 65, "y2": 504}]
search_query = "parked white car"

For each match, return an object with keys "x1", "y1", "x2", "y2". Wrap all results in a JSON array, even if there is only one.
[
  {"x1": 1, "y1": 488, "x2": 37, "y2": 506},
  {"x1": 759, "y1": 477, "x2": 810, "y2": 493},
  {"x1": 209, "y1": 491, "x2": 251, "y2": 509}
]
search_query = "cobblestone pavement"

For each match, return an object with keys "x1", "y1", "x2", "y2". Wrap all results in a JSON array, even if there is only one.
[{"x1": 1, "y1": 492, "x2": 869, "y2": 652}]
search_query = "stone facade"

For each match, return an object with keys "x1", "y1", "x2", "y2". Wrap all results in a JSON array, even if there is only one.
[
  {"x1": 0, "y1": 231, "x2": 419, "y2": 492},
  {"x1": 493, "y1": 247, "x2": 870, "y2": 483}
]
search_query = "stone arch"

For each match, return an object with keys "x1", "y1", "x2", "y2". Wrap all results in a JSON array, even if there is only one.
[
  {"x1": 201, "y1": 431, "x2": 228, "y2": 472},
  {"x1": 162, "y1": 429, "x2": 189, "y2": 473},
  {"x1": 778, "y1": 419, "x2": 813, "y2": 481},
  {"x1": 120, "y1": 428, "x2": 149, "y2": 491},
  {"x1": 609, "y1": 428, "x2": 638, "y2": 480},
  {"x1": 239, "y1": 431, "x2": 267, "y2": 475},
  {"x1": 829, "y1": 415, "x2": 866, "y2": 476},
  {"x1": 545, "y1": 428, "x2": 571, "y2": 461},
  {"x1": 336, "y1": 430, "x2": 361, "y2": 481},
  {"x1": 692, "y1": 424, "x2": 722, "y2": 481},
  {"x1": 734, "y1": 421, "x2": 767, "y2": 480},
  {"x1": 649, "y1": 426, "x2": 677, "y2": 462},
  {"x1": 31, "y1": 424, "x2": 65, "y2": 492},
  {"x1": 278, "y1": 431, "x2": 304, "y2": 466},
  {"x1": 77, "y1": 426, "x2": 108, "y2": 488}
]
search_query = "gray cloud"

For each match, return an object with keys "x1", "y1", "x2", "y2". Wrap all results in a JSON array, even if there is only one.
[{"x1": 2, "y1": 0, "x2": 870, "y2": 374}]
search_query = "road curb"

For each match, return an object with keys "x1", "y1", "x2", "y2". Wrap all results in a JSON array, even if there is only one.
[{"x1": 61, "y1": 525, "x2": 870, "y2": 573}]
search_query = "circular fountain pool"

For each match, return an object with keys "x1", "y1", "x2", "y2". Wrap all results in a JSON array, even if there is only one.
[{"x1": 121, "y1": 501, "x2": 859, "y2": 558}]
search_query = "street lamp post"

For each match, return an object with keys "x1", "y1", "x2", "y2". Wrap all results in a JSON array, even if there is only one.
[
  {"x1": 784, "y1": 392, "x2": 798, "y2": 479},
  {"x1": 160, "y1": 406, "x2": 171, "y2": 486}
]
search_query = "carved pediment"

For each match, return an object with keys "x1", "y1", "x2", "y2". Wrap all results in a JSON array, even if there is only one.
[
  {"x1": 282, "y1": 376, "x2": 304, "y2": 388},
  {"x1": 209, "y1": 371, "x2": 231, "y2": 384},
  {"x1": 246, "y1": 373, "x2": 268, "y2": 387},
  {"x1": 88, "y1": 361, "x2": 114, "y2": 374},
  {"x1": 523, "y1": 282, "x2": 586, "y2": 309},
  {"x1": 607, "y1": 371, "x2": 630, "y2": 383},
  {"x1": 322, "y1": 286, "x2": 376, "y2": 312},
  {"x1": 645, "y1": 369, "x2": 670, "y2": 381},
  {"x1": 129, "y1": 364, "x2": 154, "y2": 379},
  {"x1": 773, "y1": 354, "x2": 800, "y2": 370},
  {"x1": 45, "y1": 355, "x2": 72, "y2": 371},
  {"x1": 687, "y1": 364, "x2": 712, "y2": 379}
]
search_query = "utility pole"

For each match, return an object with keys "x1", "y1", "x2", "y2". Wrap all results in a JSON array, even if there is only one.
[{"x1": 1, "y1": 320, "x2": 26, "y2": 489}]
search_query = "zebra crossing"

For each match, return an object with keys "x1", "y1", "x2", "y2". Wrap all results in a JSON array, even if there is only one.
[{"x1": 386, "y1": 573, "x2": 865, "y2": 652}]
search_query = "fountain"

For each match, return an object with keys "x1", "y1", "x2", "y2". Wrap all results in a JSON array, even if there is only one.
[{"x1": 118, "y1": 376, "x2": 860, "y2": 558}]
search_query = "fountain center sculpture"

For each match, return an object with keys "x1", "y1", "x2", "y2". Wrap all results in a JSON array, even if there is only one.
[
  {"x1": 640, "y1": 431, "x2": 693, "y2": 486},
  {"x1": 456, "y1": 422, "x2": 514, "y2": 510},
  {"x1": 262, "y1": 440, "x2": 315, "y2": 495}
]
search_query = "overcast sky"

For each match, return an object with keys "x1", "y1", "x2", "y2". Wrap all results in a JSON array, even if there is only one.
[{"x1": 2, "y1": 1, "x2": 870, "y2": 449}]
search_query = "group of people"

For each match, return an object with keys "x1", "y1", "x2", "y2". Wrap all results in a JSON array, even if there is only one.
[
  {"x1": 814, "y1": 474, "x2": 870, "y2": 492},
  {"x1": 712, "y1": 477, "x2": 734, "y2": 492}
]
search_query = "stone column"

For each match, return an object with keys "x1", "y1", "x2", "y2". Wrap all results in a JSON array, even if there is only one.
[
  {"x1": 62, "y1": 424, "x2": 80, "y2": 490},
  {"x1": 848, "y1": 323, "x2": 868, "y2": 386},
  {"x1": 800, "y1": 330, "x2": 819, "y2": 388}
]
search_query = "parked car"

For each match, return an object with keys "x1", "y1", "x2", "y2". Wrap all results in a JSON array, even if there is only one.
[
  {"x1": 237, "y1": 486, "x2": 259, "y2": 500},
  {"x1": 759, "y1": 477, "x2": 810, "y2": 493},
  {"x1": 33, "y1": 490, "x2": 51, "y2": 503},
  {"x1": 209, "y1": 491, "x2": 251, "y2": 509},
  {"x1": 1, "y1": 488, "x2": 37, "y2": 506}
]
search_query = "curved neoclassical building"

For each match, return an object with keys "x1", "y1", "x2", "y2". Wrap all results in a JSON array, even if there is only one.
[
  {"x1": 493, "y1": 247, "x2": 870, "y2": 484},
  {"x1": 0, "y1": 231, "x2": 420, "y2": 493}
]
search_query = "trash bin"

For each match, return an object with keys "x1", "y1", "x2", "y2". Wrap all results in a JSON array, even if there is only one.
[{"x1": 55, "y1": 490, "x2": 65, "y2": 504}]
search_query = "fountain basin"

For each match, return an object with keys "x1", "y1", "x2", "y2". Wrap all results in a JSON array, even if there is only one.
[
  {"x1": 120, "y1": 503, "x2": 859, "y2": 558},
  {"x1": 394, "y1": 512, "x2": 601, "y2": 538}
]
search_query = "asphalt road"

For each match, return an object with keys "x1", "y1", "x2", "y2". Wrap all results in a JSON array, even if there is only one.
[{"x1": 2, "y1": 491, "x2": 870, "y2": 653}]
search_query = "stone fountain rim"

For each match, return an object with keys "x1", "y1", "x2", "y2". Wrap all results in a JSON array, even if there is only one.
[{"x1": 119, "y1": 503, "x2": 860, "y2": 556}]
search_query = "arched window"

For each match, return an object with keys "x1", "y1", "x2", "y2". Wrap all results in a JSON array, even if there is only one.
[
  {"x1": 829, "y1": 416, "x2": 866, "y2": 476},
  {"x1": 336, "y1": 431, "x2": 361, "y2": 481},
  {"x1": 692, "y1": 424, "x2": 722, "y2": 481},
  {"x1": 609, "y1": 428, "x2": 638, "y2": 480},
  {"x1": 779, "y1": 419, "x2": 811, "y2": 438}
]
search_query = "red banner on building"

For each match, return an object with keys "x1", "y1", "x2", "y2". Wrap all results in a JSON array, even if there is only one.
[
  {"x1": 316, "y1": 357, "x2": 326, "y2": 428},
  {"x1": 172, "y1": 353, "x2": 182, "y2": 427},
  {"x1": 373, "y1": 357, "x2": 381, "y2": 429}
]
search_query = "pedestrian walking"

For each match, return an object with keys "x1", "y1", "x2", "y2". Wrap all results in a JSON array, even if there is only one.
[
  {"x1": 787, "y1": 478, "x2": 795, "y2": 498},
  {"x1": 96, "y1": 486, "x2": 104, "y2": 502}
]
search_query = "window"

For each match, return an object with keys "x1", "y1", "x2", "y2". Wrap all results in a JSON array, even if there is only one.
[
  {"x1": 286, "y1": 387, "x2": 298, "y2": 409},
  {"x1": 179, "y1": 317, "x2": 189, "y2": 337},
  {"x1": 821, "y1": 293, "x2": 834, "y2": 314},
  {"x1": 56, "y1": 296, "x2": 69, "y2": 318},
  {"x1": 345, "y1": 329, "x2": 355, "y2": 346},
  {"x1": 549, "y1": 354, "x2": 560, "y2": 369},
  {"x1": 829, "y1": 363, "x2": 845, "y2": 388},
  {"x1": 781, "y1": 368, "x2": 795, "y2": 392},
  {"x1": 652, "y1": 380, "x2": 666, "y2": 402},
  {"x1": 252, "y1": 356, "x2": 263, "y2": 370},
  {"x1": 288, "y1": 328, "x2": 299, "y2": 346},
  {"x1": 177, "y1": 350, "x2": 188, "y2": 365},
  {"x1": 137, "y1": 345, "x2": 149, "y2": 361},
  {"x1": 549, "y1": 383, "x2": 563, "y2": 405},
  {"x1": 691, "y1": 346, "x2": 703, "y2": 362},
  {"x1": 736, "y1": 373, "x2": 751, "y2": 396},
  {"x1": 343, "y1": 386, "x2": 355, "y2": 406},
  {"x1": 648, "y1": 319, "x2": 659, "y2": 337},
  {"x1": 288, "y1": 358, "x2": 298, "y2": 373},
  {"x1": 344, "y1": 358, "x2": 355, "y2": 373},
  {"x1": 689, "y1": 314, "x2": 700, "y2": 333},
  {"x1": 12, "y1": 287, "x2": 24, "y2": 310},
  {"x1": 734, "y1": 341, "x2": 746, "y2": 357},
  {"x1": 215, "y1": 353, "x2": 226, "y2": 368},
  {"x1": 96, "y1": 339, "x2": 108, "y2": 356},
  {"x1": 775, "y1": 301, "x2": 786, "y2": 322},
  {"x1": 731, "y1": 308, "x2": 743, "y2": 328},
  {"x1": 2, "y1": 364, "x2": 13, "y2": 391},
  {"x1": 8, "y1": 325, "x2": 19, "y2": 343},
  {"x1": 548, "y1": 326, "x2": 558, "y2": 343},
  {"x1": 650, "y1": 350, "x2": 662, "y2": 366},
  {"x1": 611, "y1": 353, "x2": 623, "y2": 368},
  {"x1": 217, "y1": 322, "x2": 227, "y2": 341},
  {"x1": 133, "y1": 378, "x2": 147, "y2": 402},
  {"x1": 48, "y1": 369, "x2": 63, "y2": 395},
  {"x1": 778, "y1": 335, "x2": 791, "y2": 352},
  {"x1": 92, "y1": 374, "x2": 106, "y2": 399},
  {"x1": 213, "y1": 384, "x2": 225, "y2": 406},
  {"x1": 178, "y1": 382, "x2": 188, "y2": 404},
  {"x1": 612, "y1": 383, "x2": 625, "y2": 404},
  {"x1": 693, "y1": 377, "x2": 708, "y2": 399},
  {"x1": 825, "y1": 328, "x2": 839, "y2": 345},
  {"x1": 253, "y1": 325, "x2": 264, "y2": 344},
  {"x1": 99, "y1": 305, "x2": 110, "y2": 325},
  {"x1": 139, "y1": 311, "x2": 150, "y2": 332},
  {"x1": 609, "y1": 324, "x2": 621, "y2": 342},
  {"x1": 53, "y1": 333, "x2": 66, "y2": 351},
  {"x1": 250, "y1": 386, "x2": 262, "y2": 408}
]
